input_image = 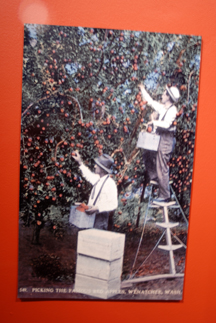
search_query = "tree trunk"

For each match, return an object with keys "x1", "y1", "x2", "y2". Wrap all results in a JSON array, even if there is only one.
[{"x1": 136, "y1": 170, "x2": 149, "y2": 228}]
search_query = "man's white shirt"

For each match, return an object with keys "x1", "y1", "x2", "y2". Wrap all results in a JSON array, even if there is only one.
[
  {"x1": 140, "y1": 88, "x2": 177, "y2": 130},
  {"x1": 79, "y1": 164, "x2": 118, "y2": 213}
]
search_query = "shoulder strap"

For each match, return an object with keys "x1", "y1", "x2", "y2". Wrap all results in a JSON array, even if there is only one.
[
  {"x1": 93, "y1": 175, "x2": 109, "y2": 206},
  {"x1": 161, "y1": 105, "x2": 173, "y2": 121}
]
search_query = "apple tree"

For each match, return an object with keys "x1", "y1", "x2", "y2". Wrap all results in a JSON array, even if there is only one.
[{"x1": 20, "y1": 24, "x2": 201, "y2": 242}]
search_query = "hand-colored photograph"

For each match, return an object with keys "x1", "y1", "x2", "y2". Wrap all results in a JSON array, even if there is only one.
[{"x1": 18, "y1": 24, "x2": 201, "y2": 300}]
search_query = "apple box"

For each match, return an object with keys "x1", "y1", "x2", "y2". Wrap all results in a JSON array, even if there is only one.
[
  {"x1": 74, "y1": 274, "x2": 121, "y2": 299},
  {"x1": 69, "y1": 205, "x2": 96, "y2": 229},
  {"x1": 77, "y1": 229, "x2": 125, "y2": 261},
  {"x1": 137, "y1": 131, "x2": 160, "y2": 151},
  {"x1": 76, "y1": 254, "x2": 123, "y2": 281},
  {"x1": 74, "y1": 229, "x2": 125, "y2": 299}
]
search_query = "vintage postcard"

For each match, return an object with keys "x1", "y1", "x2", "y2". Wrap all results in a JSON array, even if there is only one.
[{"x1": 18, "y1": 24, "x2": 201, "y2": 300}]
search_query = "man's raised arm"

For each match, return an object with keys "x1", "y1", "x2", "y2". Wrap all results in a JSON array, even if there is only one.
[{"x1": 138, "y1": 83, "x2": 163, "y2": 113}]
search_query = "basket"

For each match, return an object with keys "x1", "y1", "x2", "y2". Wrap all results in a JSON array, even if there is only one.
[
  {"x1": 69, "y1": 205, "x2": 96, "y2": 229},
  {"x1": 137, "y1": 131, "x2": 160, "y2": 151}
]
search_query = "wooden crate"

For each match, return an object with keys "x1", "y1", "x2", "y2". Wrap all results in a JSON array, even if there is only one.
[
  {"x1": 137, "y1": 131, "x2": 160, "y2": 151},
  {"x1": 76, "y1": 254, "x2": 123, "y2": 280},
  {"x1": 69, "y1": 205, "x2": 95, "y2": 229},
  {"x1": 77, "y1": 229, "x2": 125, "y2": 261},
  {"x1": 74, "y1": 274, "x2": 121, "y2": 299},
  {"x1": 74, "y1": 229, "x2": 125, "y2": 299}
]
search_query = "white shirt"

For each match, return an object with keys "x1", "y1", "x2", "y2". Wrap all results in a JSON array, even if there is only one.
[
  {"x1": 140, "y1": 88, "x2": 177, "y2": 130},
  {"x1": 79, "y1": 164, "x2": 118, "y2": 213}
]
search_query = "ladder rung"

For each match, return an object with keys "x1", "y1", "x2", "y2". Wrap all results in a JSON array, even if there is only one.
[
  {"x1": 149, "y1": 180, "x2": 159, "y2": 185},
  {"x1": 156, "y1": 222, "x2": 179, "y2": 229},
  {"x1": 153, "y1": 201, "x2": 176, "y2": 207},
  {"x1": 149, "y1": 204, "x2": 160, "y2": 209},
  {"x1": 149, "y1": 180, "x2": 173, "y2": 186},
  {"x1": 158, "y1": 244, "x2": 183, "y2": 251},
  {"x1": 169, "y1": 205, "x2": 179, "y2": 209}
]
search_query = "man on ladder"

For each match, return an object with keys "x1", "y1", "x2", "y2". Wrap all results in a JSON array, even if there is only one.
[{"x1": 139, "y1": 83, "x2": 180, "y2": 203}]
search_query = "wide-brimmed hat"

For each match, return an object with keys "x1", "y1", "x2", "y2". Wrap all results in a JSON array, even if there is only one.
[
  {"x1": 166, "y1": 85, "x2": 180, "y2": 103},
  {"x1": 94, "y1": 154, "x2": 114, "y2": 174}
]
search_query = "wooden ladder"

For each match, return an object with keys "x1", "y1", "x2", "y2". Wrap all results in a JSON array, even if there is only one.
[
  {"x1": 153, "y1": 200, "x2": 183, "y2": 275},
  {"x1": 121, "y1": 181, "x2": 186, "y2": 288},
  {"x1": 148, "y1": 180, "x2": 188, "y2": 226}
]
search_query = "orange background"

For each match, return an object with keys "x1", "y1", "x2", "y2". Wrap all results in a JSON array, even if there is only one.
[{"x1": 1, "y1": 0, "x2": 215, "y2": 322}]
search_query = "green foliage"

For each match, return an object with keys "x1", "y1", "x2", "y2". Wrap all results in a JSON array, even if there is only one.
[{"x1": 20, "y1": 24, "x2": 201, "y2": 226}]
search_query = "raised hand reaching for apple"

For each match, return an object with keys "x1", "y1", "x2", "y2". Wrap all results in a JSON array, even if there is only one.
[{"x1": 71, "y1": 150, "x2": 82, "y2": 165}]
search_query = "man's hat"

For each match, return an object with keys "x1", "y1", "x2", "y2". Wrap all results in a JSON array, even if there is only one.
[
  {"x1": 94, "y1": 154, "x2": 114, "y2": 174},
  {"x1": 166, "y1": 85, "x2": 180, "y2": 103}
]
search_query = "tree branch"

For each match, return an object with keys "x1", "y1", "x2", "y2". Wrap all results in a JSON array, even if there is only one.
[
  {"x1": 187, "y1": 71, "x2": 194, "y2": 103},
  {"x1": 54, "y1": 140, "x2": 65, "y2": 160},
  {"x1": 128, "y1": 107, "x2": 147, "y2": 146}
]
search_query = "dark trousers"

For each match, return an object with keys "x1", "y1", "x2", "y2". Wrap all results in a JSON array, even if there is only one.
[
  {"x1": 93, "y1": 211, "x2": 109, "y2": 230},
  {"x1": 143, "y1": 132, "x2": 175, "y2": 199},
  {"x1": 93, "y1": 211, "x2": 114, "y2": 231}
]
